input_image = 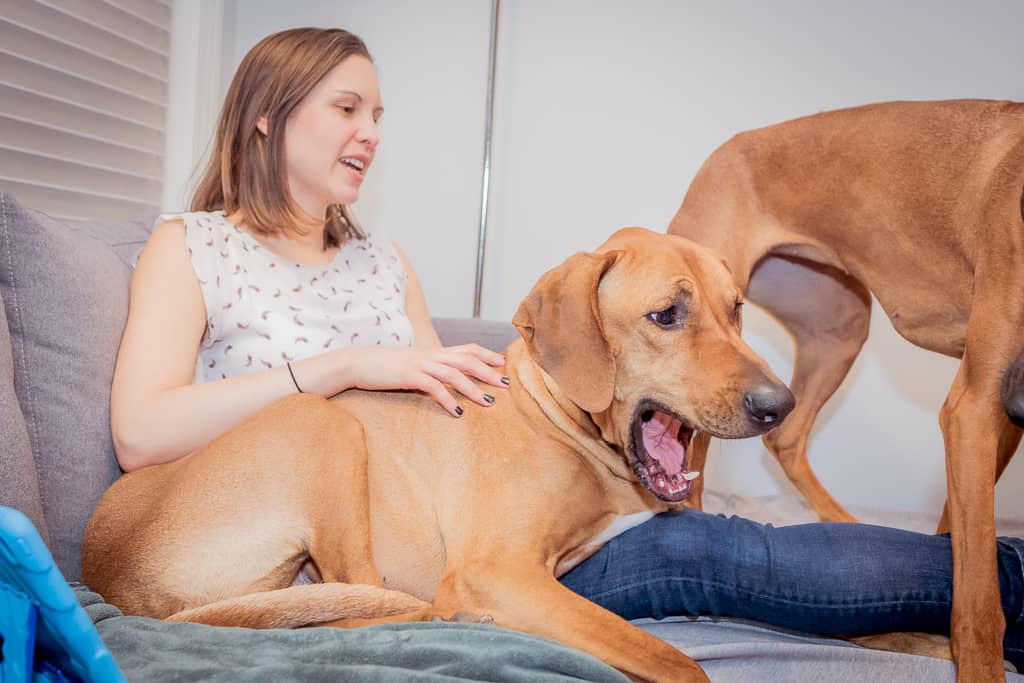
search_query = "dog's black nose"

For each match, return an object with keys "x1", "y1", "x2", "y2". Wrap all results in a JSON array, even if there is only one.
[{"x1": 744, "y1": 384, "x2": 795, "y2": 426}]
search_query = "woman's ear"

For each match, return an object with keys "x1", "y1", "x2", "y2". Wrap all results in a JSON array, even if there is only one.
[{"x1": 256, "y1": 116, "x2": 269, "y2": 136}]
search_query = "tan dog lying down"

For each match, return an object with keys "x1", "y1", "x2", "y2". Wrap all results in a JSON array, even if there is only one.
[
  {"x1": 668, "y1": 99, "x2": 1024, "y2": 681},
  {"x1": 83, "y1": 228, "x2": 794, "y2": 682}
]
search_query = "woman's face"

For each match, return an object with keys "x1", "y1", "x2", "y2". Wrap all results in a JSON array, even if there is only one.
[{"x1": 278, "y1": 55, "x2": 382, "y2": 222}]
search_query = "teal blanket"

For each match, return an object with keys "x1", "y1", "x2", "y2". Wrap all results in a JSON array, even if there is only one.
[{"x1": 77, "y1": 586, "x2": 626, "y2": 682}]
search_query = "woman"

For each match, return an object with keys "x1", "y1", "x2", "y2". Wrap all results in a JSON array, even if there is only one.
[
  {"x1": 112, "y1": 28, "x2": 507, "y2": 472},
  {"x1": 113, "y1": 26, "x2": 1024, "y2": 668}
]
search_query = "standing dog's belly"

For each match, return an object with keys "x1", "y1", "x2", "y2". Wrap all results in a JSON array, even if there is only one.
[
  {"x1": 799, "y1": 234, "x2": 974, "y2": 358},
  {"x1": 872, "y1": 287, "x2": 970, "y2": 357}
]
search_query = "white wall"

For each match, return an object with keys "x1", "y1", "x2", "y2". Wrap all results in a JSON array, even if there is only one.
[{"x1": 168, "y1": 0, "x2": 1024, "y2": 520}]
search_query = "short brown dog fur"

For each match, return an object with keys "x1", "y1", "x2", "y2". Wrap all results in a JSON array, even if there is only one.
[
  {"x1": 668, "y1": 99, "x2": 1024, "y2": 681},
  {"x1": 83, "y1": 228, "x2": 795, "y2": 683}
]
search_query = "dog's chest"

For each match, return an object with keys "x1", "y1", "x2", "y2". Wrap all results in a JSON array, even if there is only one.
[{"x1": 555, "y1": 511, "x2": 655, "y2": 576}]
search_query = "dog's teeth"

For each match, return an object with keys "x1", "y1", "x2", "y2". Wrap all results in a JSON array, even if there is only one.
[
  {"x1": 657, "y1": 477, "x2": 666, "y2": 489},
  {"x1": 682, "y1": 471, "x2": 700, "y2": 481}
]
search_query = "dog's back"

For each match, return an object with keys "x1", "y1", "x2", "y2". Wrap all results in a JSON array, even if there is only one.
[{"x1": 670, "y1": 99, "x2": 1024, "y2": 356}]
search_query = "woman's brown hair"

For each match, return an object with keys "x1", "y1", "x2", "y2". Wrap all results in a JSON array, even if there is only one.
[{"x1": 191, "y1": 27, "x2": 370, "y2": 248}]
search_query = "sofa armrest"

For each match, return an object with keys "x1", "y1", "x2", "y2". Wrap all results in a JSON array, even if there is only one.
[{"x1": 0, "y1": 287, "x2": 50, "y2": 544}]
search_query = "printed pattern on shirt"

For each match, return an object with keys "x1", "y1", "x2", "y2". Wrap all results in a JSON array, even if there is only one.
[{"x1": 165, "y1": 211, "x2": 414, "y2": 383}]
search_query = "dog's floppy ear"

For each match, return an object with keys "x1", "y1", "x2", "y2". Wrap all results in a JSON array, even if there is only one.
[{"x1": 512, "y1": 251, "x2": 620, "y2": 413}]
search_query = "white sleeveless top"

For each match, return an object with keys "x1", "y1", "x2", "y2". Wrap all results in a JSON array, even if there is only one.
[{"x1": 164, "y1": 211, "x2": 415, "y2": 383}]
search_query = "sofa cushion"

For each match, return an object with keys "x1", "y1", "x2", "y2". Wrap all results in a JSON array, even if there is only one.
[
  {"x1": 0, "y1": 286, "x2": 49, "y2": 544},
  {"x1": 0, "y1": 193, "x2": 153, "y2": 581}
]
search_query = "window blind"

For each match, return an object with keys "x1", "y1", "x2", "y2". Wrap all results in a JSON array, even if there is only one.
[{"x1": 0, "y1": 0, "x2": 170, "y2": 220}]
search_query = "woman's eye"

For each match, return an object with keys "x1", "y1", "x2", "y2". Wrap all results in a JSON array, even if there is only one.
[
  {"x1": 338, "y1": 105, "x2": 355, "y2": 114},
  {"x1": 648, "y1": 305, "x2": 683, "y2": 329}
]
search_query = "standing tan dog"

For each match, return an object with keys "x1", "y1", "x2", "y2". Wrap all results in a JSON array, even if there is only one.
[
  {"x1": 668, "y1": 99, "x2": 1024, "y2": 681},
  {"x1": 83, "y1": 228, "x2": 794, "y2": 683}
]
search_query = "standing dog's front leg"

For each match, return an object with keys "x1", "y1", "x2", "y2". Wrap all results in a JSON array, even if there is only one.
[
  {"x1": 939, "y1": 244, "x2": 1024, "y2": 681},
  {"x1": 430, "y1": 565, "x2": 709, "y2": 683},
  {"x1": 940, "y1": 365, "x2": 1005, "y2": 682}
]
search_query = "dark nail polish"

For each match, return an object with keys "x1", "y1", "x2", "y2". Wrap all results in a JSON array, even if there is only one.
[
  {"x1": 500, "y1": 376, "x2": 510, "y2": 386},
  {"x1": 483, "y1": 394, "x2": 495, "y2": 404},
  {"x1": 455, "y1": 406, "x2": 464, "y2": 416}
]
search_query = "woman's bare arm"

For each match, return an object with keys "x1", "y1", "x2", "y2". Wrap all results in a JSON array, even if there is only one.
[
  {"x1": 392, "y1": 242, "x2": 442, "y2": 347},
  {"x1": 111, "y1": 224, "x2": 505, "y2": 472}
]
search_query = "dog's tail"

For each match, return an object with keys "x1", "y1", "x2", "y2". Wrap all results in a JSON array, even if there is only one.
[{"x1": 165, "y1": 582, "x2": 429, "y2": 629}]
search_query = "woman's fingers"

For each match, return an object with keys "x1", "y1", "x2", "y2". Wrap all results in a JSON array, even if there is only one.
[
  {"x1": 425, "y1": 362, "x2": 495, "y2": 408},
  {"x1": 356, "y1": 348, "x2": 507, "y2": 417},
  {"x1": 416, "y1": 374, "x2": 462, "y2": 417},
  {"x1": 450, "y1": 343, "x2": 506, "y2": 368},
  {"x1": 435, "y1": 352, "x2": 507, "y2": 389}
]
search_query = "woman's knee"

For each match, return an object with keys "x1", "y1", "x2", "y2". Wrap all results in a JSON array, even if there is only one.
[{"x1": 638, "y1": 509, "x2": 751, "y2": 575}]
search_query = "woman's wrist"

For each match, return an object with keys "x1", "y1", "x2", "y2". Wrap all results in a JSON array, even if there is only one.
[{"x1": 304, "y1": 346, "x2": 357, "y2": 397}]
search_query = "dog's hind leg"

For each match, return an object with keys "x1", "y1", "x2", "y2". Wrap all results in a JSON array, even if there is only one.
[
  {"x1": 684, "y1": 431, "x2": 712, "y2": 510},
  {"x1": 746, "y1": 253, "x2": 871, "y2": 522}
]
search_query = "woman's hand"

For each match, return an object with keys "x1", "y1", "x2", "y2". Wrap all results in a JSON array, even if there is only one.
[{"x1": 341, "y1": 344, "x2": 509, "y2": 416}]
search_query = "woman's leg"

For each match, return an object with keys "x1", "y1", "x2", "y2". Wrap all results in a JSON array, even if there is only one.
[{"x1": 559, "y1": 508, "x2": 1024, "y2": 668}]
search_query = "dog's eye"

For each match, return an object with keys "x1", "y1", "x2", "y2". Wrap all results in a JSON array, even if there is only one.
[
  {"x1": 647, "y1": 305, "x2": 684, "y2": 329},
  {"x1": 733, "y1": 299, "x2": 744, "y2": 325}
]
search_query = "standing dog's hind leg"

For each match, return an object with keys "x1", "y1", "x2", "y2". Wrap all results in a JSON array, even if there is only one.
[
  {"x1": 683, "y1": 431, "x2": 711, "y2": 510},
  {"x1": 746, "y1": 254, "x2": 871, "y2": 522}
]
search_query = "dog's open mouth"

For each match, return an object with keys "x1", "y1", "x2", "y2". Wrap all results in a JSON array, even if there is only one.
[{"x1": 630, "y1": 403, "x2": 700, "y2": 502}]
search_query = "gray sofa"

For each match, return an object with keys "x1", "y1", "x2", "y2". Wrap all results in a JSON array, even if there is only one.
[{"x1": 2, "y1": 193, "x2": 1016, "y2": 681}]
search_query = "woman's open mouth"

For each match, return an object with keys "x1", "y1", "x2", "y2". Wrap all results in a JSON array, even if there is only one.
[
  {"x1": 630, "y1": 403, "x2": 700, "y2": 502},
  {"x1": 339, "y1": 156, "x2": 367, "y2": 181}
]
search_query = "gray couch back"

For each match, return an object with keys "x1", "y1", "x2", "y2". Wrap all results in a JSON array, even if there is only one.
[
  {"x1": 0, "y1": 193, "x2": 519, "y2": 582},
  {"x1": 0, "y1": 193, "x2": 154, "y2": 580}
]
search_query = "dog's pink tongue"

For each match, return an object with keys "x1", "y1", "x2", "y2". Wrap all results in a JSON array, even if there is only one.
[{"x1": 642, "y1": 412, "x2": 684, "y2": 476}]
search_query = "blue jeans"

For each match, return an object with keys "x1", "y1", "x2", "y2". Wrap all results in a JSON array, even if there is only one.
[{"x1": 560, "y1": 508, "x2": 1024, "y2": 669}]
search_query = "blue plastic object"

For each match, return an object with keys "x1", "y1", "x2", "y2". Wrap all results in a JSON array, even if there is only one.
[{"x1": 0, "y1": 507, "x2": 125, "y2": 683}]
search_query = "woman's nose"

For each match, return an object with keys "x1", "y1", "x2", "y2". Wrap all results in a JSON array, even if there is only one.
[{"x1": 359, "y1": 119, "x2": 380, "y2": 149}]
